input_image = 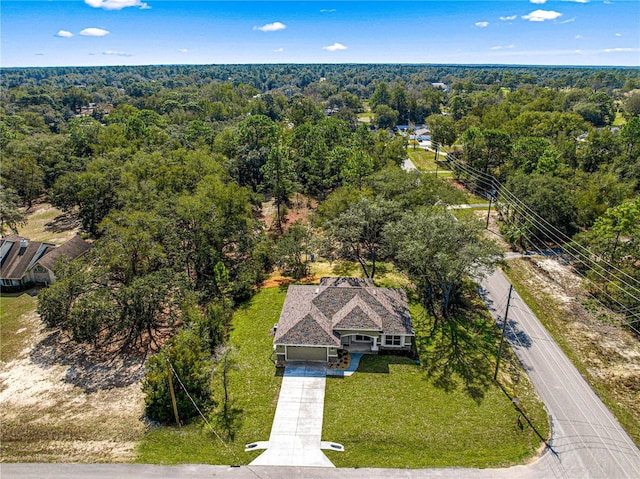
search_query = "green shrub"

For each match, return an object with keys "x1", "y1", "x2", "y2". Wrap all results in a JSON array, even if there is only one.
[{"x1": 142, "y1": 329, "x2": 214, "y2": 424}]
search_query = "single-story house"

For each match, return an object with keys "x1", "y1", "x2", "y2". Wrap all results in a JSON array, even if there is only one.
[
  {"x1": 273, "y1": 277, "x2": 414, "y2": 363},
  {"x1": 0, "y1": 234, "x2": 91, "y2": 287}
]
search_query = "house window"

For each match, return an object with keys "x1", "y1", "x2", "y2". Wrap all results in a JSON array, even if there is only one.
[
  {"x1": 384, "y1": 335, "x2": 402, "y2": 346},
  {"x1": 354, "y1": 335, "x2": 370, "y2": 342}
]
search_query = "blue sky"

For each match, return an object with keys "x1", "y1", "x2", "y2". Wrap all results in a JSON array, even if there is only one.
[{"x1": 1, "y1": 1, "x2": 638, "y2": 67}]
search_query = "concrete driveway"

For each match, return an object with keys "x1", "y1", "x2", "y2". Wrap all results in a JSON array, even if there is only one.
[{"x1": 248, "y1": 362, "x2": 336, "y2": 467}]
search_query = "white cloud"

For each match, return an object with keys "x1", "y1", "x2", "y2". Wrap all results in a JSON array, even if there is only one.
[
  {"x1": 603, "y1": 47, "x2": 635, "y2": 52},
  {"x1": 530, "y1": 0, "x2": 547, "y2": 4},
  {"x1": 178, "y1": 48, "x2": 189, "y2": 53},
  {"x1": 103, "y1": 50, "x2": 133, "y2": 56},
  {"x1": 253, "y1": 22, "x2": 286, "y2": 32},
  {"x1": 491, "y1": 44, "x2": 516, "y2": 50},
  {"x1": 566, "y1": 0, "x2": 588, "y2": 3},
  {"x1": 522, "y1": 10, "x2": 563, "y2": 22},
  {"x1": 575, "y1": 34, "x2": 582, "y2": 39},
  {"x1": 323, "y1": 42, "x2": 347, "y2": 51},
  {"x1": 615, "y1": 33, "x2": 622, "y2": 37},
  {"x1": 499, "y1": 15, "x2": 517, "y2": 21},
  {"x1": 320, "y1": 9, "x2": 336, "y2": 13},
  {"x1": 56, "y1": 30, "x2": 74, "y2": 38},
  {"x1": 273, "y1": 48, "x2": 284, "y2": 52},
  {"x1": 558, "y1": 17, "x2": 576, "y2": 24},
  {"x1": 475, "y1": 21, "x2": 489, "y2": 28},
  {"x1": 85, "y1": 0, "x2": 149, "y2": 10},
  {"x1": 80, "y1": 27, "x2": 110, "y2": 36}
]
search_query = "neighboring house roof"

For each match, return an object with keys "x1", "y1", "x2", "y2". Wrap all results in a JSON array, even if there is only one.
[
  {"x1": 37, "y1": 235, "x2": 91, "y2": 271},
  {"x1": 0, "y1": 235, "x2": 55, "y2": 280},
  {"x1": 274, "y1": 278, "x2": 413, "y2": 348}
]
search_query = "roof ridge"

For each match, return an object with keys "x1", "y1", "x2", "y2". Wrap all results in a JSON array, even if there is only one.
[{"x1": 332, "y1": 293, "x2": 383, "y2": 330}]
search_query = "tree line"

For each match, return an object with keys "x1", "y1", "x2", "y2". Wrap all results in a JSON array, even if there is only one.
[{"x1": 1, "y1": 63, "x2": 638, "y2": 421}]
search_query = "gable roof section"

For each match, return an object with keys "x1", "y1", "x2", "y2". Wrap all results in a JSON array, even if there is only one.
[
  {"x1": 276, "y1": 312, "x2": 340, "y2": 347},
  {"x1": 37, "y1": 235, "x2": 91, "y2": 271},
  {"x1": 274, "y1": 279, "x2": 413, "y2": 348},
  {"x1": 0, "y1": 235, "x2": 55, "y2": 280},
  {"x1": 274, "y1": 286, "x2": 340, "y2": 347},
  {"x1": 332, "y1": 295, "x2": 383, "y2": 331}
]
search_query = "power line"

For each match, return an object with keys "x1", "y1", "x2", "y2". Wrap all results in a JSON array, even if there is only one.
[
  {"x1": 447, "y1": 153, "x2": 640, "y2": 293},
  {"x1": 443, "y1": 150, "x2": 640, "y2": 332},
  {"x1": 166, "y1": 359, "x2": 266, "y2": 479},
  {"x1": 445, "y1": 153, "x2": 640, "y2": 293}
]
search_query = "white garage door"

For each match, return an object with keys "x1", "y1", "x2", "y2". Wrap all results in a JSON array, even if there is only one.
[{"x1": 286, "y1": 346, "x2": 327, "y2": 361}]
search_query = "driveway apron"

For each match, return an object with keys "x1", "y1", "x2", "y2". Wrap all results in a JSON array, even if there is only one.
[{"x1": 249, "y1": 361, "x2": 334, "y2": 467}]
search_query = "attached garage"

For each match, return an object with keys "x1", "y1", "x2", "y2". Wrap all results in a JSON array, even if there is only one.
[{"x1": 286, "y1": 346, "x2": 328, "y2": 362}]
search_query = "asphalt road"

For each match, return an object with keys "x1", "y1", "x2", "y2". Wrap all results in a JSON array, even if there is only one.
[
  {"x1": 4, "y1": 268, "x2": 640, "y2": 479},
  {"x1": 479, "y1": 268, "x2": 640, "y2": 479}
]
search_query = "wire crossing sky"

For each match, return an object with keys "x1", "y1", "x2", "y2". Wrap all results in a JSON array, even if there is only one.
[{"x1": 1, "y1": 0, "x2": 639, "y2": 67}]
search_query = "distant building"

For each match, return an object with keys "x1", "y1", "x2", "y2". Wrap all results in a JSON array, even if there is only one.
[
  {"x1": 431, "y1": 82, "x2": 450, "y2": 92},
  {"x1": 0, "y1": 235, "x2": 91, "y2": 287}
]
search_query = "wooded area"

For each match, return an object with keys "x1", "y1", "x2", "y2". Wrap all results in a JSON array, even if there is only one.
[{"x1": 1, "y1": 63, "x2": 638, "y2": 422}]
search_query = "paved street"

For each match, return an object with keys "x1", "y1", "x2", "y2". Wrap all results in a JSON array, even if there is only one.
[
  {"x1": 4, "y1": 267, "x2": 640, "y2": 479},
  {"x1": 479, "y1": 268, "x2": 640, "y2": 479}
]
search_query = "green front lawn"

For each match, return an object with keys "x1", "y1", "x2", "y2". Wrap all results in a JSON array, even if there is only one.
[
  {"x1": 407, "y1": 149, "x2": 452, "y2": 175},
  {"x1": 136, "y1": 287, "x2": 287, "y2": 464},
  {"x1": 137, "y1": 286, "x2": 547, "y2": 467},
  {"x1": 323, "y1": 356, "x2": 542, "y2": 468},
  {"x1": 323, "y1": 298, "x2": 548, "y2": 468}
]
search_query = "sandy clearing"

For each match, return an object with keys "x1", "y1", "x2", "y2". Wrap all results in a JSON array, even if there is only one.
[{"x1": 0, "y1": 313, "x2": 146, "y2": 462}]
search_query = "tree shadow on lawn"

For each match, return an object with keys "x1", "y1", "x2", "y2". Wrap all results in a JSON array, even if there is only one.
[
  {"x1": 30, "y1": 329, "x2": 145, "y2": 393},
  {"x1": 415, "y1": 305, "x2": 499, "y2": 404},
  {"x1": 44, "y1": 210, "x2": 80, "y2": 233},
  {"x1": 213, "y1": 404, "x2": 244, "y2": 442}
]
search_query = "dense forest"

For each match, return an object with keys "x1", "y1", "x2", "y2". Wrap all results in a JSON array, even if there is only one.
[{"x1": 1, "y1": 64, "x2": 639, "y2": 421}]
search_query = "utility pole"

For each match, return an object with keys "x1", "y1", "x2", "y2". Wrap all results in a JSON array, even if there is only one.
[
  {"x1": 494, "y1": 284, "x2": 514, "y2": 381},
  {"x1": 166, "y1": 359, "x2": 180, "y2": 426},
  {"x1": 486, "y1": 188, "x2": 497, "y2": 229}
]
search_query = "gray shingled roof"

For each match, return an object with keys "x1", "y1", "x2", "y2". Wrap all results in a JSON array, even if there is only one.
[
  {"x1": 37, "y1": 235, "x2": 91, "y2": 271},
  {"x1": 274, "y1": 278, "x2": 413, "y2": 347},
  {"x1": 319, "y1": 277, "x2": 375, "y2": 288},
  {"x1": 0, "y1": 235, "x2": 55, "y2": 280}
]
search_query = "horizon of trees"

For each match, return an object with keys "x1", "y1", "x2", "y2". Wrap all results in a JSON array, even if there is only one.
[{"x1": 2, "y1": 63, "x2": 638, "y2": 421}]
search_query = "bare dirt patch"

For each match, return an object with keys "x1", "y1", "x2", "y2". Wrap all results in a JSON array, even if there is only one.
[{"x1": 0, "y1": 310, "x2": 146, "y2": 462}]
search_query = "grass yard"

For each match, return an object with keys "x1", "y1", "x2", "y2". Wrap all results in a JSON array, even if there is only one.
[
  {"x1": 323, "y1": 298, "x2": 548, "y2": 468},
  {"x1": 135, "y1": 287, "x2": 287, "y2": 464},
  {"x1": 309, "y1": 260, "x2": 411, "y2": 289},
  {"x1": 137, "y1": 282, "x2": 548, "y2": 467},
  {"x1": 0, "y1": 291, "x2": 38, "y2": 362},
  {"x1": 16, "y1": 203, "x2": 80, "y2": 245},
  {"x1": 407, "y1": 149, "x2": 454, "y2": 179},
  {"x1": 323, "y1": 356, "x2": 544, "y2": 468}
]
